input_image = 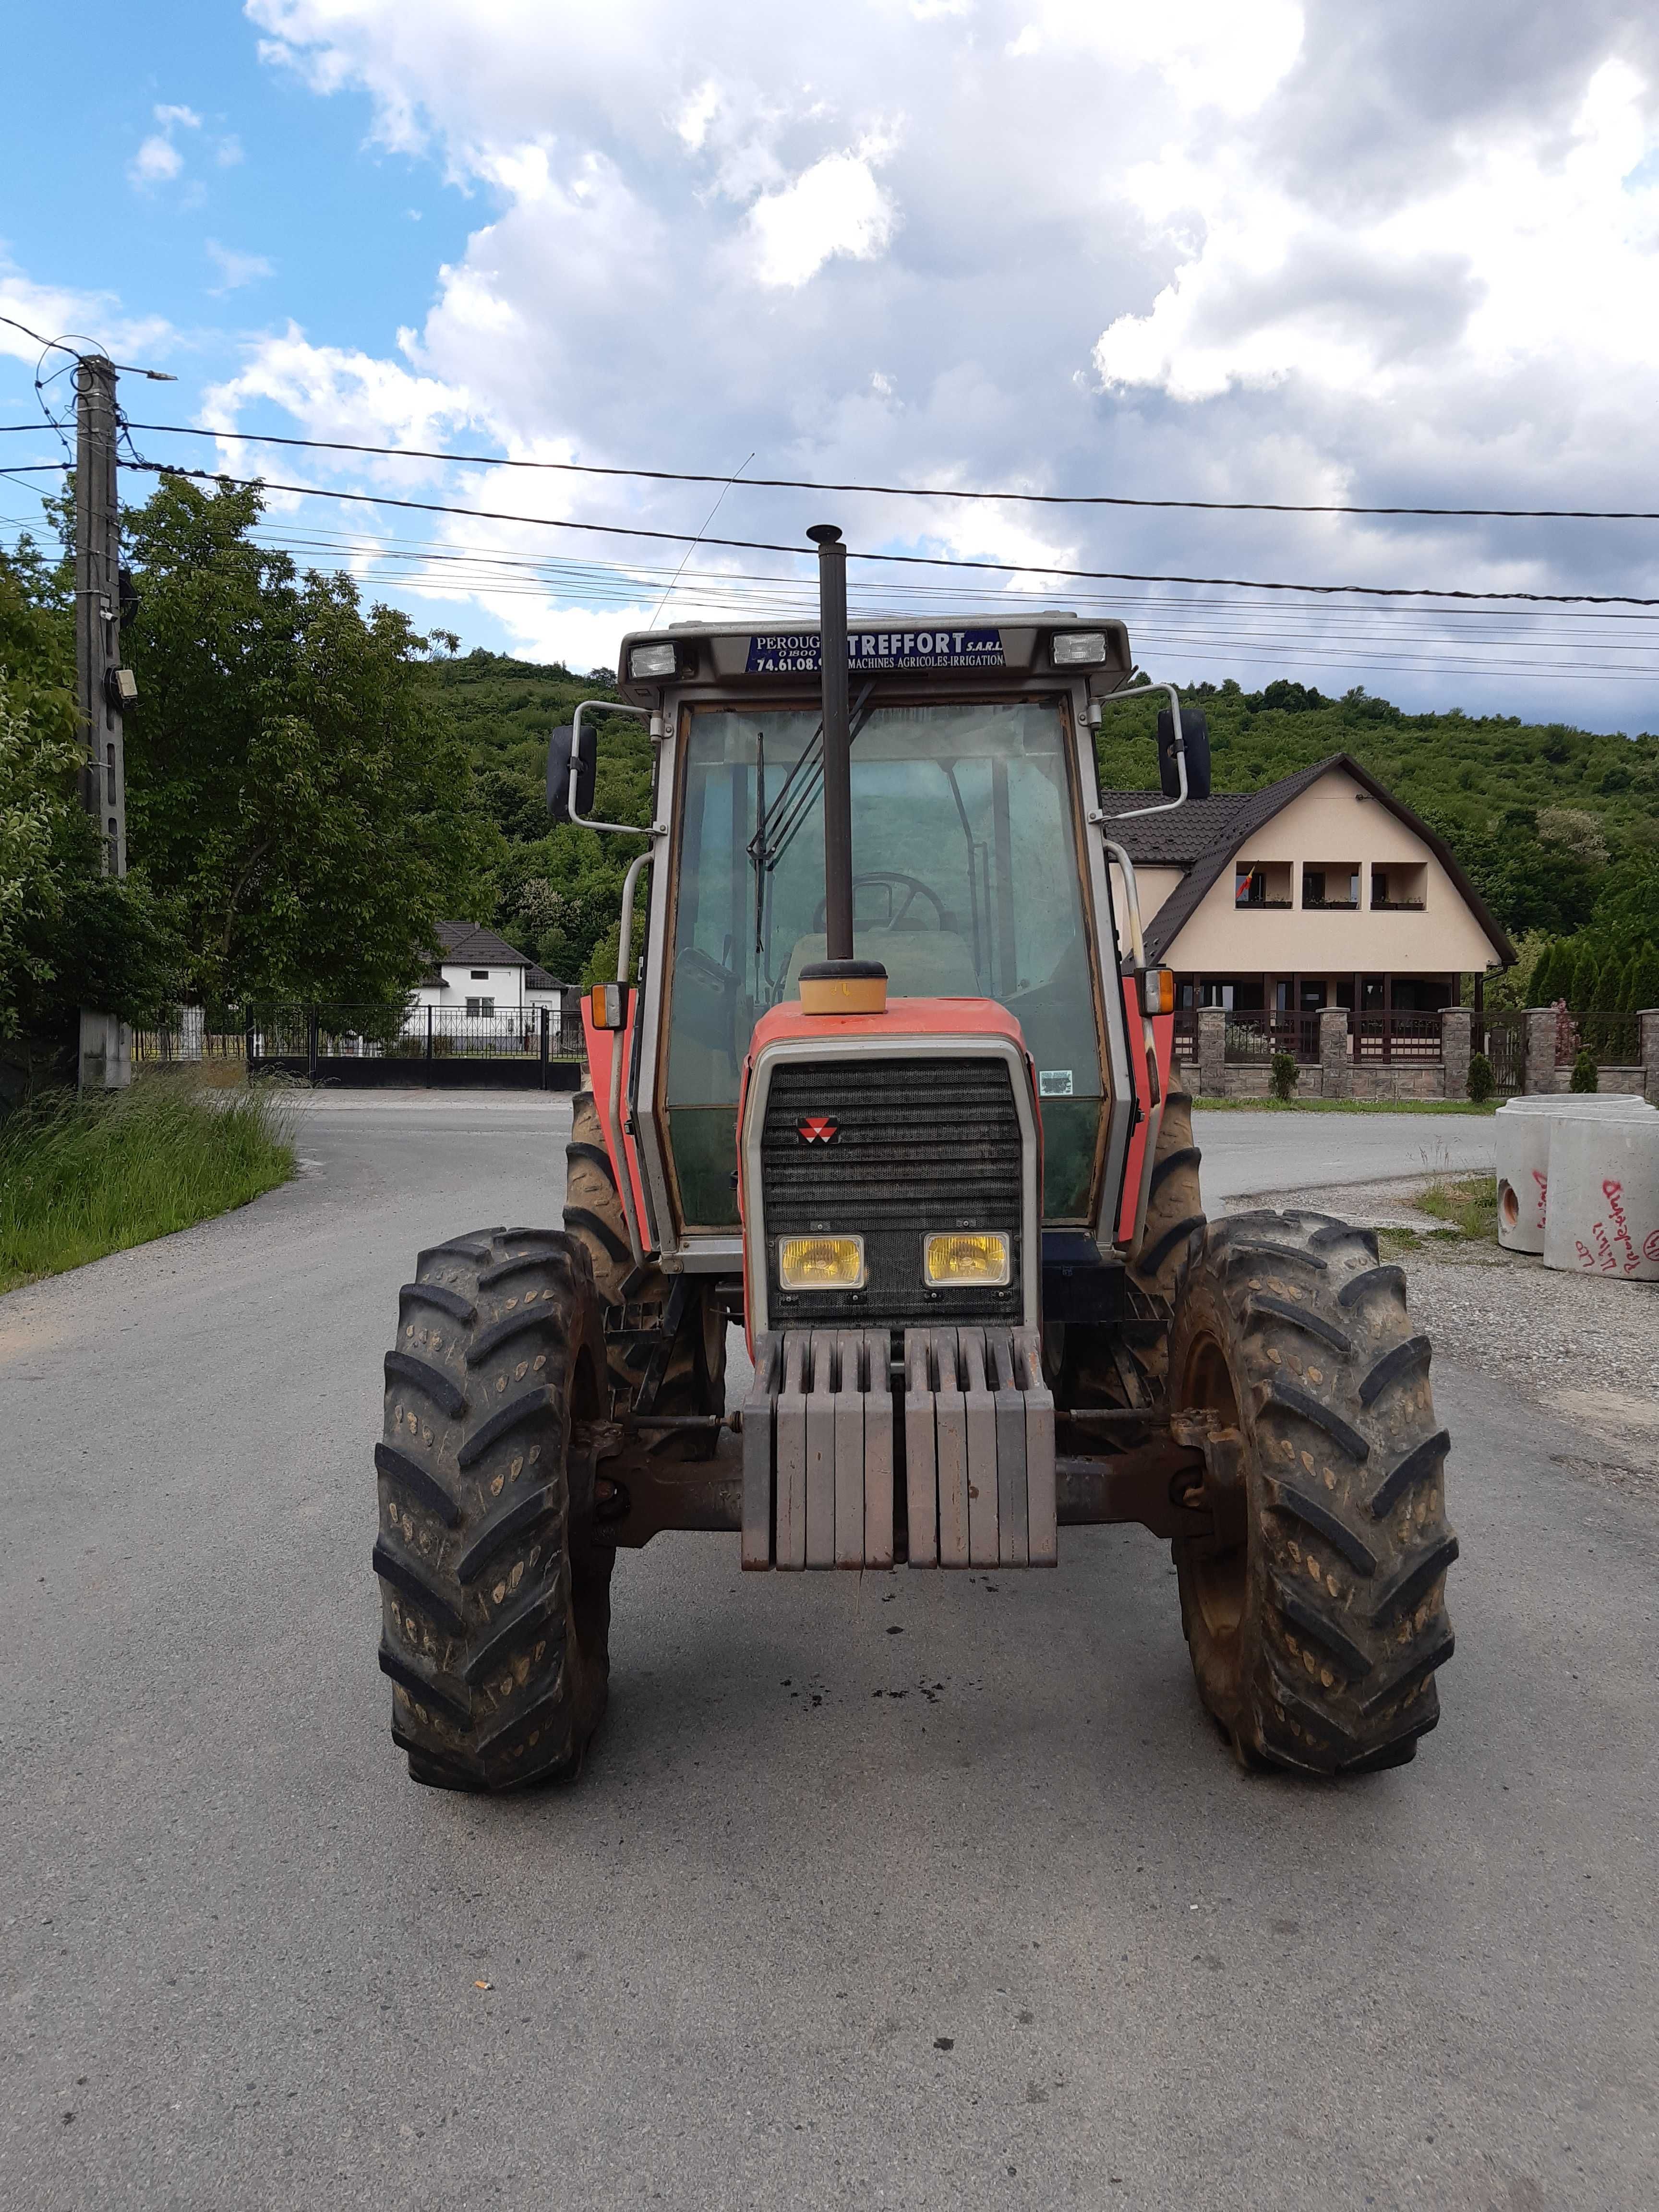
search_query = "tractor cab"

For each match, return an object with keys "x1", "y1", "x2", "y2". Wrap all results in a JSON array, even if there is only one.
[{"x1": 609, "y1": 609, "x2": 1146, "y2": 1277}]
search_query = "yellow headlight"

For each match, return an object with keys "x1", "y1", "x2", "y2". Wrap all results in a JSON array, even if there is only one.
[
  {"x1": 778, "y1": 1235, "x2": 866, "y2": 1289},
  {"x1": 923, "y1": 1232, "x2": 1010, "y2": 1287}
]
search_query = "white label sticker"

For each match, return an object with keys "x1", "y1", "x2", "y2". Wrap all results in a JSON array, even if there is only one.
[{"x1": 1039, "y1": 1069, "x2": 1074, "y2": 1096}]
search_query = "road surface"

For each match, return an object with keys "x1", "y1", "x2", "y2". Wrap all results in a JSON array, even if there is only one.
[{"x1": 1, "y1": 1094, "x2": 1651, "y2": 2211}]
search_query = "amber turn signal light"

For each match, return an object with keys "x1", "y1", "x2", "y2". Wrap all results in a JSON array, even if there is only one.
[
  {"x1": 1141, "y1": 967, "x2": 1176, "y2": 1015},
  {"x1": 588, "y1": 983, "x2": 627, "y2": 1029}
]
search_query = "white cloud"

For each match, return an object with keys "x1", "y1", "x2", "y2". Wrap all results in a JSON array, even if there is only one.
[
  {"x1": 0, "y1": 256, "x2": 173, "y2": 368},
  {"x1": 747, "y1": 148, "x2": 898, "y2": 287},
  {"x1": 129, "y1": 101, "x2": 203, "y2": 188},
  {"x1": 130, "y1": 135, "x2": 184, "y2": 185},
  {"x1": 227, "y1": 0, "x2": 1659, "y2": 712},
  {"x1": 1007, "y1": 0, "x2": 1303, "y2": 114},
  {"x1": 205, "y1": 241, "x2": 275, "y2": 293}
]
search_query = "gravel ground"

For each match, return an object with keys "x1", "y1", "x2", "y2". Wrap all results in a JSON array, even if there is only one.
[{"x1": 1226, "y1": 1173, "x2": 1659, "y2": 1482}]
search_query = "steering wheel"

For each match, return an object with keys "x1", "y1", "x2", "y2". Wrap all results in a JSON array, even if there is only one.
[{"x1": 812, "y1": 871, "x2": 948, "y2": 933}]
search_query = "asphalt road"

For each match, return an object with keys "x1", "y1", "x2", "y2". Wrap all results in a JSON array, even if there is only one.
[
  {"x1": 2, "y1": 1094, "x2": 1653, "y2": 2212},
  {"x1": 1191, "y1": 1108, "x2": 1497, "y2": 1206}
]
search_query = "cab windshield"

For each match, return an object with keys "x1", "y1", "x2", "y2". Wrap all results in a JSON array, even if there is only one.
[{"x1": 662, "y1": 697, "x2": 1107, "y2": 1227}]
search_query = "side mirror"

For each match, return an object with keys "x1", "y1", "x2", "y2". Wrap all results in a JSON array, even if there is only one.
[
  {"x1": 1156, "y1": 705, "x2": 1210, "y2": 801},
  {"x1": 545, "y1": 721, "x2": 597, "y2": 823}
]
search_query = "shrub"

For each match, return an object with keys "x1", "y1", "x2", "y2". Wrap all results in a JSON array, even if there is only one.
[
  {"x1": 1466, "y1": 1052, "x2": 1495, "y2": 1103},
  {"x1": 1269, "y1": 1050, "x2": 1298, "y2": 1101},
  {"x1": 1569, "y1": 1046, "x2": 1599, "y2": 1093}
]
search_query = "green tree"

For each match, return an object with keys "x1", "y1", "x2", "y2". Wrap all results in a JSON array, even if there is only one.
[
  {"x1": 122, "y1": 477, "x2": 491, "y2": 1013},
  {"x1": 1567, "y1": 940, "x2": 1601, "y2": 1010},
  {"x1": 1628, "y1": 943, "x2": 1659, "y2": 1012},
  {"x1": 0, "y1": 548, "x2": 180, "y2": 1092},
  {"x1": 1528, "y1": 938, "x2": 1564, "y2": 1005},
  {"x1": 1591, "y1": 947, "x2": 1624, "y2": 1011}
]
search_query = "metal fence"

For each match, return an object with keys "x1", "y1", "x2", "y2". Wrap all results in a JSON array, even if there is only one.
[
  {"x1": 133, "y1": 1025, "x2": 246, "y2": 1066},
  {"x1": 1570, "y1": 1010, "x2": 1643, "y2": 1069},
  {"x1": 1472, "y1": 1010, "x2": 1524, "y2": 1095},
  {"x1": 1224, "y1": 1011, "x2": 1321, "y2": 1063},
  {"x1": 1352, "y1": 1010, "x2": 1443, "y2": 1061},
  {"x1": 248, "y1": 1005, "x2": 585, "y2": 1062},
  {"x1": 134, "y1": 1004, "x2": 587, "y2": 1088}
]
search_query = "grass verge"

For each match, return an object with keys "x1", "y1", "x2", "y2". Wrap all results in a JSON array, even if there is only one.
[
  {"x1": 1192, "y1": 1096, "x2": 1500, "y2": 1115},
  {"x1": 1417, "y1": 1172, "x2": 1500, "y2": 1240},
  {"x1": 0, "y1": 1072, "x2": 295, "y2": 1294},
  {"x1": 1375, "y1": 1174, "x2": 1501, "y2": 1256}
]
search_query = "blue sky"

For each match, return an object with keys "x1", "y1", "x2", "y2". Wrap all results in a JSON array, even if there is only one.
[
  {"x1": 4, "y1": 0, "x2": 1659, "y2": 728},
  {"x1": 0, "y1": 0, "x2": 472, "y2": 385}
]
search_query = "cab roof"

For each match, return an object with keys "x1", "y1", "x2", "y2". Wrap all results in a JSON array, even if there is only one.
[{"x1": 615, "y1": 613, "x2": 1134, "y2": 709}]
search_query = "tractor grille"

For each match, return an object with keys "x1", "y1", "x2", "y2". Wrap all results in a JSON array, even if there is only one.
[{"x1": 760, "y1": 1055, "x2": 1024, "y2": 1325}]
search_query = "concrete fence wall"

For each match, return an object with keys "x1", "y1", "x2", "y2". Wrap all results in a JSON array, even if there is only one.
[{"x1": 1176, "y1": 1006, "x2": 1659, "y2": 1103}]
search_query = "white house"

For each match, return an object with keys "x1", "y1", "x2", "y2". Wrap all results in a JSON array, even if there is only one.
[
  {"x1": 1105, "y1": 752, "x2": 1514, "y2": 1029},
  {"x1": 409, "y1": 921, "x2": 571, "y2": 1025}
]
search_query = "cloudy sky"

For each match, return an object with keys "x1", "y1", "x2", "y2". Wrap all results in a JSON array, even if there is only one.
[{"x1": 4, "y1": 0, "x2": 1659, "y2": 726}]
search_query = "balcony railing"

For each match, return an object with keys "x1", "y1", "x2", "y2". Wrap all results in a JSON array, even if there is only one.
[
  {"x1": 1370, "y1": 898, "x2": 1426, "y2": 911},
  {"x1": 1233, "y1": 897, "x2": 1293, "y2": 910},
  {"x1": 1301, "y1": 897, "x2": 1358, "y2": 911}
]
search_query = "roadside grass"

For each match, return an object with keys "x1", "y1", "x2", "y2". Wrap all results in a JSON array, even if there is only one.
[
  {"x1": 1374, "y1": 1174, "x2": 1500, "y2": 1256},
  {"x1": 1417, "y1": 1172, "x2": 1500, "y2": 1240},
  {"x1": 1192, "y1": 1096, "x2": 1501, "y2": 1115},
  {"x1": 0, "y1": 1072, "x2": 296, "y2": 1294}
]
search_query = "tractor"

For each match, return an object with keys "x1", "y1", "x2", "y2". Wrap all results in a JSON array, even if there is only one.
[{"x1": 374, "y1": 525, "x2": 1456, "y2": 1791}]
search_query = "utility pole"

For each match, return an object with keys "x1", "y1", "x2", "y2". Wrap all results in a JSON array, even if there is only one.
[{"x1": 74, "y1": 353, "x2": 132, "y2": 1089}]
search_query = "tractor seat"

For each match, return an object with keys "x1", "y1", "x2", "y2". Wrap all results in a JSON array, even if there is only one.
[{"x1": 782, "y1": 929, "x2": 982, "y2": 999}]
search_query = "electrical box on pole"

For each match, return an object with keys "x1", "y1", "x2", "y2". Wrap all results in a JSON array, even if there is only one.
[{"x1": 74, "y1": 354, "x2": 133, "y2": 1090}]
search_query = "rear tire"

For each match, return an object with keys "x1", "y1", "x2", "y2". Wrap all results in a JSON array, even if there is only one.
[
  {"x1": 375, "y1": 1227, "x2": 614, "y2": 1791},
  {"x1": 1167, "y1": 1208, "x2": 1457, "y2": 1776},
  {"x1": 563, "y1": 1090, "x2": 726, "y2": 1423}
]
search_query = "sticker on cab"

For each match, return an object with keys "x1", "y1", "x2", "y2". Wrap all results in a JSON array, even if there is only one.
[{"x1": 1039, "y1": 1070, "x2": 1074, "y2": 1096}]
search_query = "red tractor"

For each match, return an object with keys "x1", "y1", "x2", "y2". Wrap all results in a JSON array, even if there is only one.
[{"x1": 375, "y1": 526, "x2": 1456, "y2": 1791}]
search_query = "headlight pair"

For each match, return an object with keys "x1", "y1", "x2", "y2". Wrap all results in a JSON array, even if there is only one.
[{"x1": 777, "y1": 1231, "x2": 1010, "y2": 1291}]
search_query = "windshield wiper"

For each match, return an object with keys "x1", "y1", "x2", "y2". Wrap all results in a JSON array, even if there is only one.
[{"x1": 750, "y1": 682, "x2": 875, "y2": 881}]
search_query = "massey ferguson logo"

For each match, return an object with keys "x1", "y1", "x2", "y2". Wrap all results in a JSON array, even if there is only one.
[{"x1": 797, "y1": 1116, "x2": 839, "y2": 1145}]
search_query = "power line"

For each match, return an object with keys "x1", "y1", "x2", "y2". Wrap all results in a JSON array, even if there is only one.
[
  {"x1": 88, "y1": 419, "x2": 1659, "y2": 521},
  {"x1": 227, "y1": 516, "x2": 1659, "y2": 682},
  {"x1": 117, "y1": 459, "x2": 1659, "y2": 607},
  {"x1": 115, "y1": 420, "x2": 1659, "y2": 522}
]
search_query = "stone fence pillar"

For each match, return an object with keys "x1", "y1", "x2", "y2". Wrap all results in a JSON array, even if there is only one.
[
  {"x1": 1642, "y1": 1009, "x2": 1659, "y2": 1107},
  {"x1": 179, "y1": 1005, "x2": 204, "y2": 1062},
  {"x1": 1440, "y1": 1006, "x2": 1471, "y2": 1101},
  {"x1": 1521, "y1": 1007, "x2": 1557, "y2": 1095},
  {"x1": 1197, "y1": 1006, "x2": 1226, "y2": 1098},
  {"x1": 1319, "y1": 1007, "x2": 1352, "y2": 1100}
]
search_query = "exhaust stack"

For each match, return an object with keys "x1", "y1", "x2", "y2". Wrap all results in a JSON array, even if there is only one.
[{"x1": 800, "y1": 523, "x2": 887, "y2": 1016}]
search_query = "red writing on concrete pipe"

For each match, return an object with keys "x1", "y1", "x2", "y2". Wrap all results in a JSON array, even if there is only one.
[{"x1": 1576, "y1": 1179, "x2": 1648, "y2": 1275}]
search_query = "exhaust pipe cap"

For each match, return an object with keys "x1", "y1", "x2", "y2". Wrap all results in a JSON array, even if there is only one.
[{"x1": 798, "y1": 958, "x2": 888, "y2": 1017}]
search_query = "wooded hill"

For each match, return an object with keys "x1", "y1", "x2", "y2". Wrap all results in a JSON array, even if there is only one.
[{"x1": 427, "y1": 650, "x2": 1659, "y2": 999}]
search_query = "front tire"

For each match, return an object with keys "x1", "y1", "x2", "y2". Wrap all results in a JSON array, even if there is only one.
[
  {"x1": 375, "y1": 1227, "x2": 614, "y2": 1791},
  {"x1": 1168, "y1": 1209, "x2": 1457, "y2": 1776},
  {"x1": 563, "y1": 1089, "x2": 726, "y2": 1424}
]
